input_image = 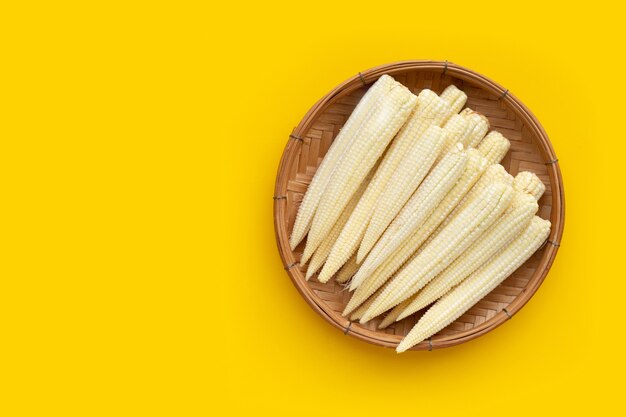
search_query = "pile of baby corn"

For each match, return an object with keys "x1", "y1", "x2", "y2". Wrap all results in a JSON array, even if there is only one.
[{"x1": 290, "y1": 74, "x2": 550, "y2": 353}]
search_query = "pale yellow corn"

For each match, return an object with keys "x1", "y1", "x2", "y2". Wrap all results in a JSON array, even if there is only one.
[
  {"x1": 438, "y1": 115, "x2": 470, "y2": 157},
  {"x1": 460, "y1": 108, "x2": 490, "y2": 147},
  {"x1": 397, "y1": 190, "x2": 538, "y2": 321},
  {"x1": 459, "y1": 164, "x2": 514, "y2": 208},
  {"x1": 353, "y1": 146, "x2": 468, "y2": 286},
  {"x1": 316, "y1": 90, "x2": 450, "y2": 283},
  {"x1": 477, "y1": 131, "x2": 511, "y2": 165},
  {"x1": 343, "y1": 251, "x2": 413, "y2": 316},
  {"x1": 432, "y1": 164, "x2": 514, "y2": 239},
  {"x1": 306, "y1": 80, "x2": 418, "y2": 257},
  {"x1": 360, "y1": 182, "x2": 513, "y2": 323},
  {"x1": 378, "y1": 297, "x2": 412, "y2": 329},
  {"x1": 348, "y1": 285, "x2": 386, "y2": 321},
  {"x1": 344, "y1": 149, "x2": 487, "y2": 312},
  {"x1": 357, "y1": 126, "x2": 448, "y2": 262},
  {"x1": 354, "y1": 113, "x2": 474, "y2": 267},
  {"x1": 440, "y1": 85, "x2": 468, "y2": 114},
  {"x1": 345, "y1": 238, "x2": 420, "y2": 317},
  {"x1": 374, "y1": 150, "x2": 505, "y2": 288},
  {"x1": 397, "y1": 216, "x2": 551, "y2": 352},
  {"x1": 303, "y1": 173, "x2": 370, "y2": 279},
  {"x1": 439, "y1": 110, "x2": 488, "y2": 155},
  {"x1": 335, "y1": 255, "x2": 359, "y2": 284},
  {"x1": 513, "y1": 171, "x2": 546, "y2": 200},
  {"x1": 289, "y1": 75, "x2": 395, "y2": 249}
]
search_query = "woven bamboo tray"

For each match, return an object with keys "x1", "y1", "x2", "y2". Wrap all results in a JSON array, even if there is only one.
[{"x1": 274, "y1": 61, "x2": 564, "y2": 351}]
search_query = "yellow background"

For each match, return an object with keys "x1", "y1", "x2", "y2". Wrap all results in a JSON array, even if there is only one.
[{"x1": 1, "y1": 1, "x2": 624, "y2": 415}]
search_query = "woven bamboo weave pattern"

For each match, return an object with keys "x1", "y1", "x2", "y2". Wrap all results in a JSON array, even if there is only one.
[{"x1": 274, "y1": 61, "x2": 564, "y2": 351}]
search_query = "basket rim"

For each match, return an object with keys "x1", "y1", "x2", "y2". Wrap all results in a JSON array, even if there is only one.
[{"x1": 273, "y1": 60, "x2": 565, "y2": 351}]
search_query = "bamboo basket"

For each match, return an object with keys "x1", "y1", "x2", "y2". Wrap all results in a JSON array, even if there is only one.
[{"x1": 273, "y1": 61, "x2": 564, "y2": 351}]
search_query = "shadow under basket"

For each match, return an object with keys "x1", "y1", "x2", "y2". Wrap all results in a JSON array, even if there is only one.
[{"x1": 273, "y1": 60, "x2": 564, "y2": 351}]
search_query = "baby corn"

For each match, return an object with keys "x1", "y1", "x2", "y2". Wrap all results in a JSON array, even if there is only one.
[{"x1": 397, "y1": 216, "x2": 551, "y2": 352}]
